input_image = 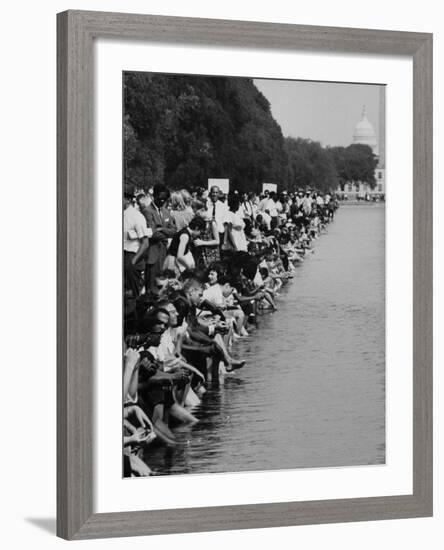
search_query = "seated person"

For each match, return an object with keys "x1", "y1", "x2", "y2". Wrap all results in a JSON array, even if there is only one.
[
  {"x1": 259, "y1": 266, "x2": 281, "y2": 296},
  {"x1": 235, "y1": 261, "x2": 277, "y2": 312},
  {"x1": 123, "y1": 348, "x2": 157, "y2": 476},
  {"x1": 202, "y1": 268, "x2": 225, "y2": 308},
  {"x1": 203, "y1": 269, "x2": 248, "y2": 337},
  {"x1": 130, "y1": 309, "x2": 192, "y2": 444},
  {"x1": 176, "y1": 278, "x2": 246, "y2": 380},
  {"x1": 219, "y1": 275, "x2": 249, "y2": 337},
  {"x1": 154, "y1": 298, "x2": 206, "y2": 410}
]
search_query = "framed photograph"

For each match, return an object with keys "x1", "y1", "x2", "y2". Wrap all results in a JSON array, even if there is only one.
[{"x1": 57, "y1": 10, "x2": 432, "y2": 540}]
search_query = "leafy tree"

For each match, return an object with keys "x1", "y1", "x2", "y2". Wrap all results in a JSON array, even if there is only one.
[
  {"x1": 285, "y1": 137, "x2": 337, "y2": 193},
  {"x1": 330, "y1": 144, "x2": 378, "y2": 189},
  {"x1": 124, "y1": 73, "x2": 287, "y2": 193},
  {"x1": 123, "y1": 73, "x2": 378, "y2": 195}
]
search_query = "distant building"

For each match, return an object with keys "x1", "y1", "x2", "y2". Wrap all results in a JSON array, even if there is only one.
[
  {"x1": 338, "y1": 89, "x2": 385, "y2": 200},
  {"x1": 353, "y1": 105, "x2": 378, "y2": 154}
]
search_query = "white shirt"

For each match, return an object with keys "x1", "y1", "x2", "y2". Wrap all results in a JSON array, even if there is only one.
[
  {"x1": 302, "y1": 197, "x2": 313, "y2": 214},
  {"x1": 228, "y1": 210, "x2": 248, "y2": 252},
  {"x1": 203, "y1": 284, "x2": 225, "y2": 307},
  {"x1": 207, "y1": 199, "x2": 229, "y2": 233},
  {"x1": 253, "y1": 270, "x2": 263, "y2": 286},
  {"x1": 156, "y1": 328, "x2": 176, "y2": 364},
  {"x1": 259, "y1": 198, "x2": 278, "y2": 217},
  {"x1": 123, "y1": 205, "x2": 150, "y2": 253},
  {"x1": 258, "y1": 211, "x2": 271, "y2": 230},
  {"x1": 257, "y1": 197, "x2": 268, "y2": 212}
]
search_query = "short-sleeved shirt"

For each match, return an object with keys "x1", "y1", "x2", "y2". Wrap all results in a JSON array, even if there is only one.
[
  {"x1": 207, "y1": 199, "x2": 229, "y2": 234},
  {"x1": 258, "y1": 198, "x2": 277, "y2": 217},
  {"x1": 227, "y1": 210, "x2": 248, "y2": 252},
  {"x1": 156, "y1": 328, "x2": 175, "y2": 363},
  {"x1": 123, "y1": 205, "x2": 150, "y2": 253},
  {"x1": 258, "y1": 211, "x2": 271, "y2": 230},
  {"x1": 203, "y1": 283, "x2": 224, "y2": 308}
]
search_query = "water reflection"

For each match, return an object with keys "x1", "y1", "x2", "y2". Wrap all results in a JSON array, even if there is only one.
[{"x1": 145, "y1": 205, "x2": 385, "y2": 475}]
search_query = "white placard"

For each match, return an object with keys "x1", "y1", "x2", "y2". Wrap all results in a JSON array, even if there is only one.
[
  {"x1": 263, "y1": 183, "x2": 277, "y2": 193},
  {"x1": 208, "y1": 178, "x2": 230, "y2": 194},
  {"x1": 95, "y1": 39, "x2": 413, "y2": 514}
]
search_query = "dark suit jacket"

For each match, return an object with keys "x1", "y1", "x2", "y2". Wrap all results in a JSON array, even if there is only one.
[{"x1": 141, "y1": 203, "x2": 177, "y2": 265}]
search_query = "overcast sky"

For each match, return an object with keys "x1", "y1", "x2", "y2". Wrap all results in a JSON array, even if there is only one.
[{"x1": 254, "y1": 78, "x2": 383, "y2": 149}]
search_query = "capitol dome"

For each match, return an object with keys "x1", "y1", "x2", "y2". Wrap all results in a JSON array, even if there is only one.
[{"x1": 353, "y1": 106, "x2": 378, "y2": 154}]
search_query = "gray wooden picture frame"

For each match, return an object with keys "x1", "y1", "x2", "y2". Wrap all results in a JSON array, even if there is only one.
[{"x1": 57, "y1": 9, "x2": 433, "y2": 540}]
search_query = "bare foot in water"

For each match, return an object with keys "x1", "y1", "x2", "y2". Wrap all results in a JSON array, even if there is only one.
[
  {"x1": 153, "y1": 419, "x2": 177, "y2": 446},
  {"x1": 170, "y1": 403, "x2": 199, "y2": 424}
]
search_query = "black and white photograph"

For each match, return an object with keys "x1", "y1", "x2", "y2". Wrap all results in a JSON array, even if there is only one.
[
  {"x1": 122, "y1": 72, "x2": 386, "y2": 478},
  {"x1": 1, "y1": 0, "x2": 437, "y2": 544}
]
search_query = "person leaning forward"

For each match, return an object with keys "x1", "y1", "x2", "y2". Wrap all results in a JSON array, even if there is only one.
[{"x1": 140, "y1": 183, "x2": 177, "y2": 291}]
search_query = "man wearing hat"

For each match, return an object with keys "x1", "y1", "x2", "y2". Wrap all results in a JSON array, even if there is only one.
[{"x1": 123, "y1": 184, "x2": 151, "y2": 297}]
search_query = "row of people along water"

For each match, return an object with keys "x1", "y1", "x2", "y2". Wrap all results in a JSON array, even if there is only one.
[{"x1": 123, "y1": 184, "x2": 339, "y2": 476}]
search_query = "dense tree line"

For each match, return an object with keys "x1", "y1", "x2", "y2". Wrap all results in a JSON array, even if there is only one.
[
  {"x1": 328, "y1": 144, "x2": 378, "y2": 191},
  {"x1": 285, "y1": 137, "x2": 337, "y2": 193},
  {"x1": 124, "y1": 73, "x2": 378, "y2": 193}
]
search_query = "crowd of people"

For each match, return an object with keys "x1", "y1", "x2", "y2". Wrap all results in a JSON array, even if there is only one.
[{"x1": 123, "y1": 182, "x2": 339, "y2": 476}]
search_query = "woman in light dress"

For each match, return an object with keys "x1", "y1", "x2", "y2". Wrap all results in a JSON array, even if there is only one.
[{"x1": 225, "y1": 195, "x2": 248, "y2": 252}]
